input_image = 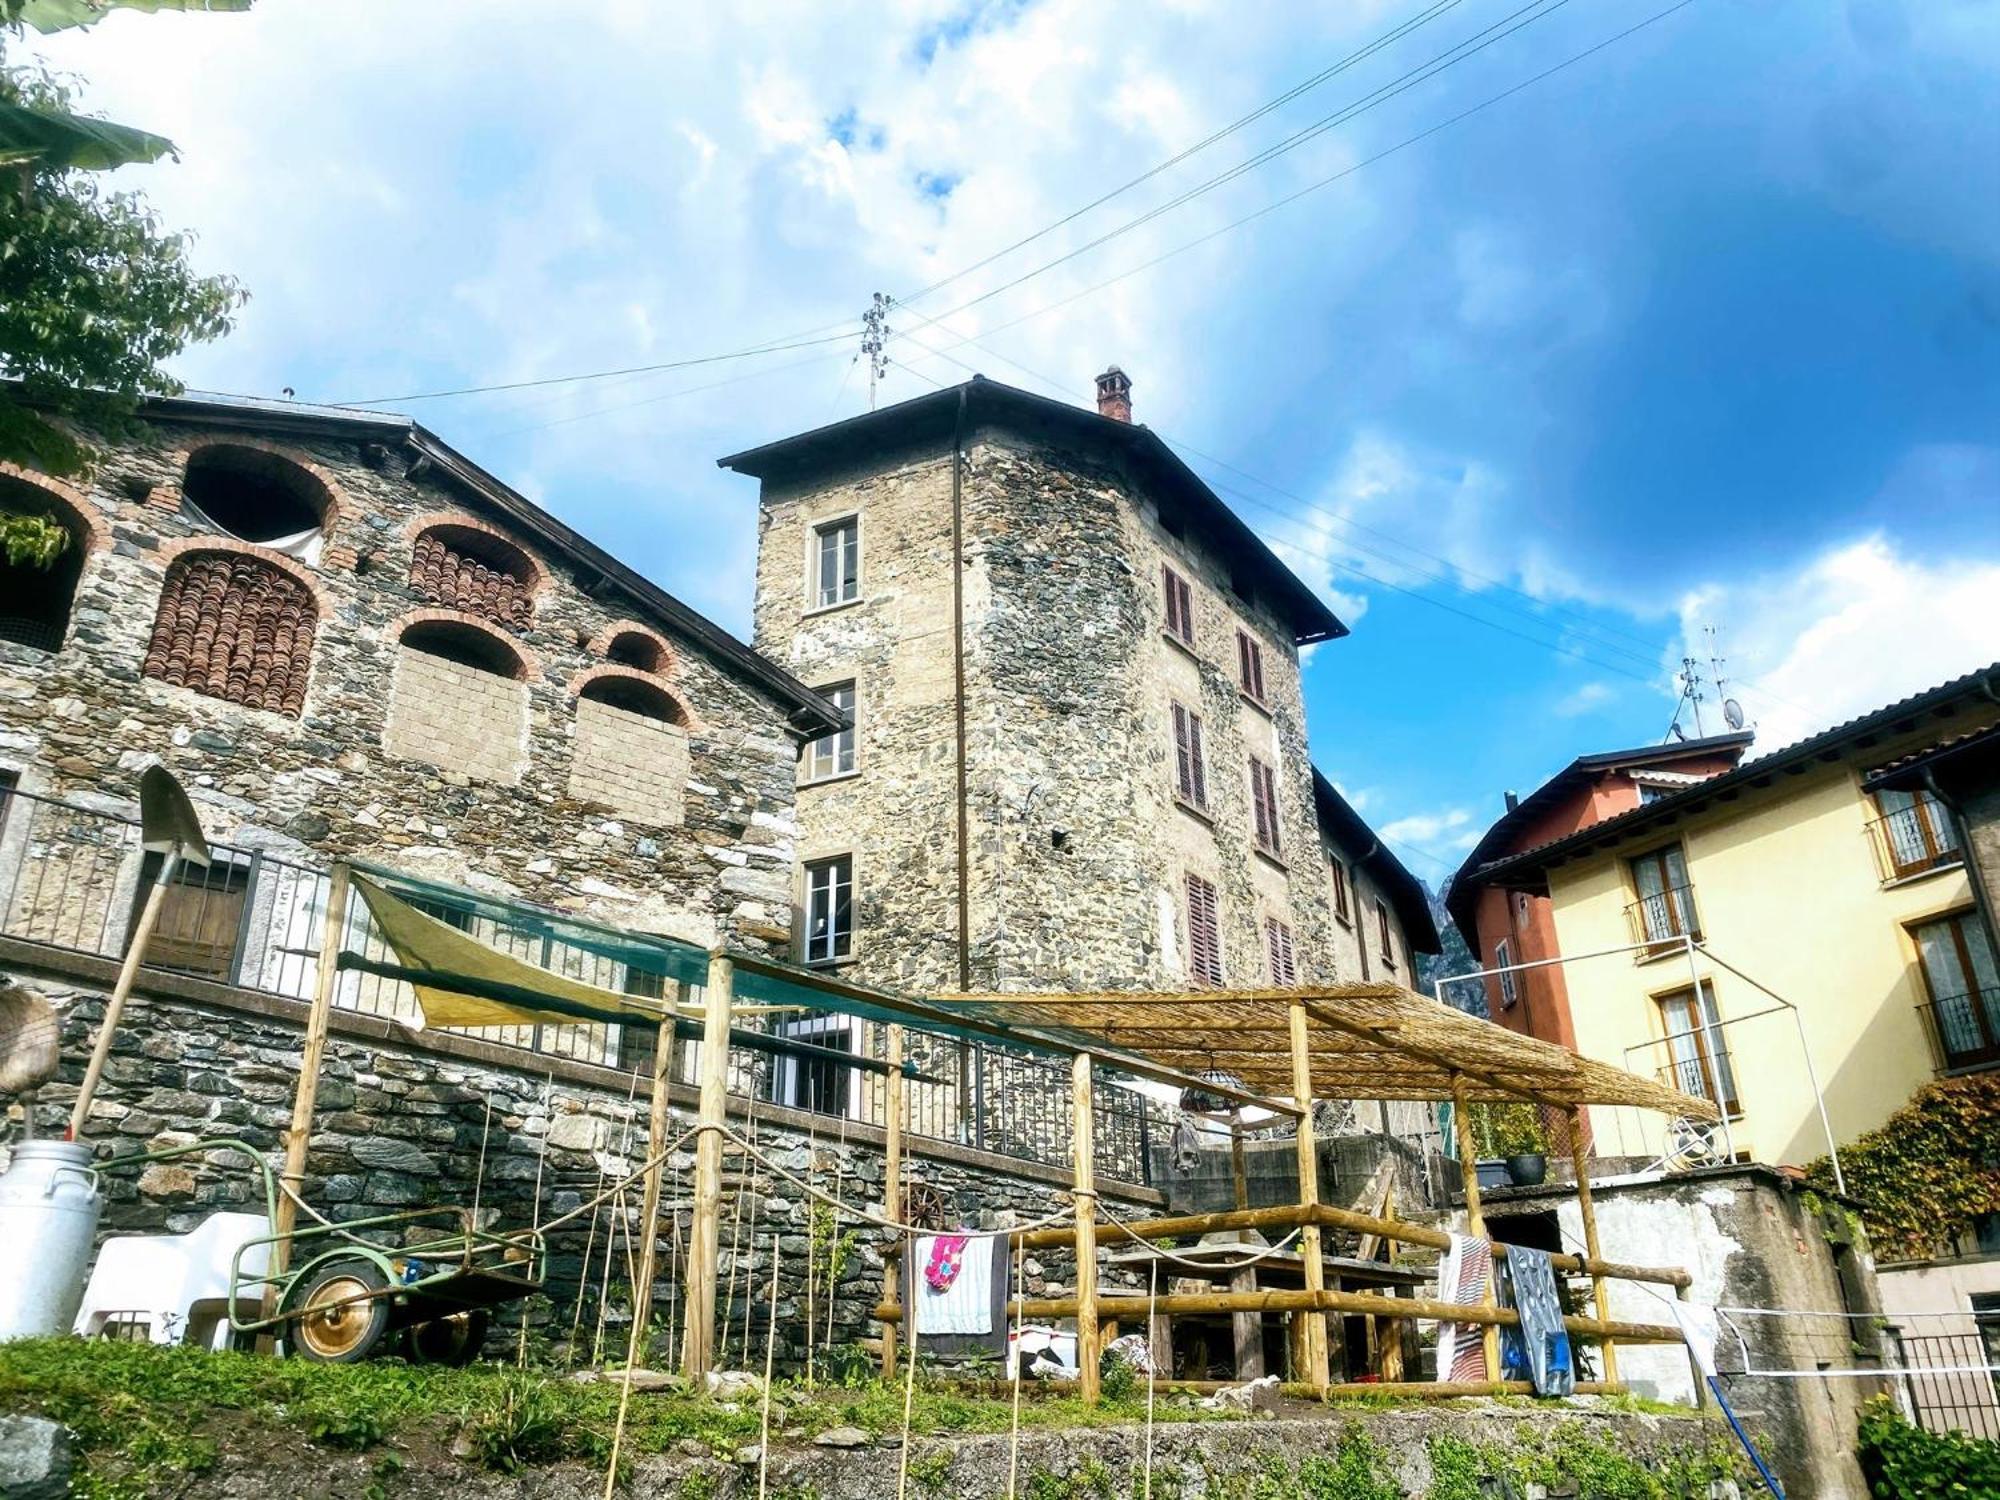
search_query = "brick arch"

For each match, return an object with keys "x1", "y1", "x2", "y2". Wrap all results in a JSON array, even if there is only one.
[
  {"x1": 402, "y1": 510, "x2": 545, "y2": 631},
  {"x1": 402, "y1": 510, "x2": 549, "y2": 592},
  {"x1": 151, "y1": 534, "x2": 330, "y2": 608},
  {"x1": 587, "y1": 619, "x2": 679, "y2": 678},
  {"x1": 167, "y1": 434, "x2": 348, "y2": 543},
  {"x1": 143, "y1": 546, "x2": 319, "y2": 716},
  {"x1": 389, "y1": 606, "x2": 541, "y2": 683},
  {"x1": 568, "y1": 663, "x2": 701, "y2": 732},
  {"x1": 0, "y1": 463, "x2": 113, "y2": 555}
]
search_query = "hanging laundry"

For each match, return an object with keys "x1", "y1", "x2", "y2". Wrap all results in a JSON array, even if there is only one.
[
  {"x1": 1434, "y1": 1233, "x2": 1493, "y2": 1384},
  {"x1": 1496, "y1": 1246, "x2": 1574, "y2": 1396},
  {"x1": 912, "y1": 1233, "x2": 995, "y2": 1337},
  {"x1": 925, "y1": 1233, "x2": 969, "y2": 1293}
]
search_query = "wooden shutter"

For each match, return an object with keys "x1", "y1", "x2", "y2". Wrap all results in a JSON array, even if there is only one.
[
  {"x1": 1187, "y1": 712, "x2": 1207, "y2": 808},
  {"x1": 1250, "y1": 758, "x2": 1280, "y2": 855},
  {"x1": 1185, "y1": 874, "x2": 1222, "y2": 987},
  {"x1": 1265, "y1": 918, "x2": 1297, "y2": 986},
  {"x1": 1171, "y1": 703, "x2": 1194, "y2": 802},
  {"x1": 1332, "y1": 859, "x2": 1349, "y2": 920},
  {"x1": 1238, "y1": 630, "x2": 1264, "y2": 701}
]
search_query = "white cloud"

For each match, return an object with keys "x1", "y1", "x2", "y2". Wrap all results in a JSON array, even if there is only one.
[
  {"x1": 1553, "y1": 681, "x2": 1615, "y2": 717},
  {"x1": 1378, "y1": 806, "x2": 1480, "y2": 855},
  {"x1": 1674, "y1": 535, "x2": 2000, "y2": 754}
]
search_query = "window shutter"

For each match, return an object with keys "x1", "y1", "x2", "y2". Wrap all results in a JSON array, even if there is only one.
[
  {"x1": 1238, "y1": 631, "x2": 1264, "y2": 701},
  {"x1": 1266, "y1": 918, "x2": 1297, "y2": 986},
  {"x1": 1237, "y1": 630, "x2": 1252, "y2": 690},
  {"x1": 1188, "y1": 712, "x2": 1207, "y2": 808},
  {"x1": 1171, "y1": 703, "x2": 1192, "y2": 801},
  {"x1": 1162, "y1": 564, "x2": 1178, "y2": 637},
  {"x1": 1186, "y1": 874, "x2": 1221, "y2": 987},
  {"x1": 1250, "y1": 759, "x2": 1279, "y2": 854}
]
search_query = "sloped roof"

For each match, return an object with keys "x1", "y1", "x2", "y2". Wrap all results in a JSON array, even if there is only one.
[
  {"x1": 1863, "y1": 720, "x2": 2000, "y2": 792},
  {"x1": 1473, "y1": 663, "x2": 2000, "y2": 892},
  {"x1": 718, "y1": 375, "x2": 1347, "y2": 645},
  {"x1": 1312, "y1": 769, "x2": 1440, "y2": 954},
  {"x1": 1443, "y1": 730, "x2": 1754, "y2": 939}
]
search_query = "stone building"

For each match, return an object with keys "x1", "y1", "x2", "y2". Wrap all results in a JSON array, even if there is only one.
[{"x1": 729, "y1": 371, "x2": 1440, "y2": 1009}]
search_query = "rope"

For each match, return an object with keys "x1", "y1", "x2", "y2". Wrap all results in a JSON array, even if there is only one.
[
  {"x1": 1097, "y1": 1199, "x2": 1306, "y2": 1269},
  {"x1": 470, "y1": 1094, "x2": 493, "y2": 1228}
]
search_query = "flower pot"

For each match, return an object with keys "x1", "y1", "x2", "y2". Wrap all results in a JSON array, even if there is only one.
[
  {"x1": 1474, "y1": 1158, "x2": 1511, "y2": 1192},
  {"x1": 1504, "y1": 1153, "x2": 1548, "y2": 1187}
]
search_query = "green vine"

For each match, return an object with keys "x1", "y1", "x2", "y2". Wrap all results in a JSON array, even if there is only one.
[
  {"x1": 1804, "y1": 1074, "x2": 2000, "y2": 1261},
  {"x1": 0, "y1": 509, "x2": 72, "y2": 569},
  {"x1": 1467, "y1": 1101, "x2": 1547, "y2": 1158},
  {"x1": 1858, "y1": 1394, "x2": 2000, "y2": 1495}
]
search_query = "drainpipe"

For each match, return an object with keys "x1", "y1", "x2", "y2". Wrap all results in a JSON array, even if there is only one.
[{"x1": 951, "y1": 385, "x2": 971, "y2": 995}]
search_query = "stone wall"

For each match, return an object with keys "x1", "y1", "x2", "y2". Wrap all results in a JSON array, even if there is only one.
[
  {"x1": 567, "y1": 696, "x2": 691, "y2": 830},
  {"x1": 382, "y1": 644, "x2": 530, "y2": 787},
  {"x1": 0, "y1": 411, "x2": 801, "y2": 954},
  {"x1": 8, "y1": 949, "x2": 1163, "y2": 1366}
]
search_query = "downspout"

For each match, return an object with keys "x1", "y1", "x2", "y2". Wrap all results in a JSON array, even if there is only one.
[{"x1": 951, "y1": 386, "x2": 971, "y2": 994}]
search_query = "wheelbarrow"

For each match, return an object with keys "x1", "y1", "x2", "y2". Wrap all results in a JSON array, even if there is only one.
[{"x1": 93, "y1": 1137, "x2": 544, "y2": 1363}]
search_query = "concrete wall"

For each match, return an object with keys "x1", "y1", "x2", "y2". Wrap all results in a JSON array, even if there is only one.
[
  {"x1": 1480, "y1": 1165, "x2": 1881, "y2": 1498},
  {"x1": 1543, "y1": 716, "x2": 1999, "y2": 1167}
]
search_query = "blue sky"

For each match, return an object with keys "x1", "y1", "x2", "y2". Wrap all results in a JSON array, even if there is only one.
[{"x1": 30, "y1": 0, "x2": 2000, "y2": 887}]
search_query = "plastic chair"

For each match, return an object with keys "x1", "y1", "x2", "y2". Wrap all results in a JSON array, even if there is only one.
[{"x1": 74, "y1": 1211, "x2": 272, "y2": 1349}]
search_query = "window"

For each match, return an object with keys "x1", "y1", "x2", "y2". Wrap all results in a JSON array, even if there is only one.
[
  {"x1": 142, "y1": 551, "x2": 316, "y2": 715},
  {"x1": 804, "y1": 855, "x2": 854, "y2": 965},
  {"x1": 1161, "y1": 564, "x2": 1195, "y2": 645},
  {"x1": 1375, "y1": 899, "x2": 1395, "y2": 967},
  {"x1": 805, "y1": 682, "x2": 857, "y2": 782},
  {"x1": 1250, "y1": 757, "x2": 1283, "y2": 858},
  {"x1": 1331, "y1": 859, "x2": 1351, "y2": 924},
  {"x1": 1494, "y1": 938, "x2": 1519, "y2": 1010},
  {"x1": 1913, "y1": 910, "x2": 2000, "y2": 1070},
  {"x1": 579, "y1": 674, "x2": 685, "y2": 723},
  {"x1": 616, "y1": 967, "x2": 667, "y2": 1073},
  {"x1": 402, "y1": 619, "x2": 524, "y2": 678},
  {"x1": 410, "y1": 524, "x2": 535, "y2": 630},
  {"x1": 0, "y1": 481, "x2": 88, "y2": 652},
  {"x1": 771, "y1": 1011, "x2": 859, "y2": 1118},
  {"x1": 1185, "y1": 873, "x2": 1223, "y2": 987},
  {"x1": 605, "y1": 630, "x2": 668, "y2": 673},
  {"x1": 813, "y1": 518, "x2": 860, "y2": 609},
  {"x1": 181, "y1": 445, "x2": 328, "y2": 560},
  {"x1": 1170, "y1": 702, "x2": 1208, "y2": 811},
  {"x1": 1628, "y1": 844, "x2": 1699, "y2": 949},
  {"x1": 1874, "y1": 788, "x2": 1961, "y2": 880},
  {"x1": 1265, "y1": 917, "x2": 1297, "y2": 986},
  {"x1": 1236, "y1": 629, "x2": 1267, "y2": 704},
  {"x1": 133, "y1": 848, "x2": 253, "y2": 982},
  {"x1": 1656, "y1": 982, "x2": 1738, "y2": 1114}
]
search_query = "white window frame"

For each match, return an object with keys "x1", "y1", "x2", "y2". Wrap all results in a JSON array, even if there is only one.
[
  {"x1": 1494, "y1": 938, "x2": 1519, "y2": 1010},
  {"x1": 771, "y1": 1011, "x2": 866, "y2": 1120},
  {"x1": 809, "y1": 514, "x2": 861, "y2": 612},
  {"x1": 803, "y1": 681, "x2": 857, "y2": 783},
  {"x1": 803, "y1": 853, "x2": 854, "y2": 965}
]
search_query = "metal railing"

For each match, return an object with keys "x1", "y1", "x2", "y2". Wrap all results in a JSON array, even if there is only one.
[
  {"x1": 1623, "y1": 884, "x2": 1701, "y2": 956},
  {"x1": 0, "y1": 786, "x2": 1166, "y2": 1183},
  {"x1": 1916, "y1": 990, "x2": 2000, "y2": 1075},
  {"x1": 1867, "y1": 800, "x2": 1962, "y2": 883},
  {"x1": 1622, "y1": 1008, "x2": 1745, "y2": 1121},
  {"x1": 1893, "y1": 1332, "x2": 2000, "y2": 1441}
]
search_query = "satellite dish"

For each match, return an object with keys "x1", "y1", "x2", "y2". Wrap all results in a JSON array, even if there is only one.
[{"x1": 1722, "y1": 698, "x2": 1746, "y2": 732}]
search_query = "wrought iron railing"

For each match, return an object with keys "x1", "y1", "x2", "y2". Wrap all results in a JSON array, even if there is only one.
[
  {"x1": 1893, "y1": 1331, "x2": 2000, "y2": 1441},
  {"x1": 1622, "y1": 884, "x2": 1701, "y2": 956},
  {"x1": 0, "y1": 785, "x2": 1165, "y2": 1183},
  {"x1": 1867, "y1": 801, "x2": 1962, "y2": 882},
  {"x1": 1916, "y1": 990, "x2": 2000, "y2": 1075},
  {"x1": 1623, "y1": 1015, "x2": 1742, "y2": 1118}
]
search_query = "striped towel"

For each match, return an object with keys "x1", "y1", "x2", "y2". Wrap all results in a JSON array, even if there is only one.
[{"x1": 1435, "y1": 1233, "x2": 1493, "y2": 1384}]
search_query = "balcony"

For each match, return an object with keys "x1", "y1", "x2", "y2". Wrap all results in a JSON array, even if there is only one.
[
  {"x1": 1917, "y1": 989, "x2": 2000, "y2": 1074},
  {"x1": 1868, "y1": 801, "x2": 1962, "y2": 884},
  {"x1": 1623, "y1": 883, "x2": 1702, "y2": 959}
]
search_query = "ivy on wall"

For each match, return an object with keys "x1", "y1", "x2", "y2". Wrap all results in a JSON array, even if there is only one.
[{"x1": 1805, "y1": 1074, "x2": 2000, "y2": 1262}]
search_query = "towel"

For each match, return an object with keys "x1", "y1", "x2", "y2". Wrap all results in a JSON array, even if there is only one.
[
  {"x1": 1435, "y1": 1233, "x2": 1493, "y2": 1384},
  {"x1": 1496, "y1": 1246, "x2": 1574, "y2": 1396},
  {"x1": 914, "y1": 1233, "x2": 994, "y2": 1336},
  {"x1": 1670, "y1": 1297, "x2": 1720, "y2": 1380}
]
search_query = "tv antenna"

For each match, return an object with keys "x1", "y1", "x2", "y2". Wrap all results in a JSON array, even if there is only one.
[
  {"x1": 1705, "y1": 624, "x2": 1749, "y2": 733},
  {"x1": 1667, "y1": 654, "x2": 1706, "y2": 741},
  {"x1": 861, "y1": 293, "x2": 891, "y2": 410}
]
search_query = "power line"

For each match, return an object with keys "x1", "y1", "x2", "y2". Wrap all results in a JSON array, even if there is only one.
[
  {"x1": 915, "y1": 0, "x2": 1579, "y2": 329},
  {"x1": 895, "y1": 0, "x2": 1472, "y2": 307},
  {"x1": 484, "y1": 344, "x2": 853, "y2": 440}
]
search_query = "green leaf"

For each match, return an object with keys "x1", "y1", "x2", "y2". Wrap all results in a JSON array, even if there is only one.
[
  {"x1": 7, "y1": 0, "x2": 252, "y2": 34},
  {"x1": 0, "y1": 98, "x2": 175, "y2": 170}
]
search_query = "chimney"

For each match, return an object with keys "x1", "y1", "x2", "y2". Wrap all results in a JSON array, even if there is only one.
[
  {"x1": 1504, "y1": 790, "x2": 1520, "y2": 811},
  {"x1": 1094, "y1": 365, "x2": 1132, "y2": 423}
]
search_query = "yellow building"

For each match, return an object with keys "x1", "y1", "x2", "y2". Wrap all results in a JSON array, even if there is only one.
[{"x1": 1473, "y1": 664, "x2": 2000, "y2": 1170}]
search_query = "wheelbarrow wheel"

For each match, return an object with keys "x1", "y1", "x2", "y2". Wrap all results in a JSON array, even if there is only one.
[
  {"x1": 404, "y1": 1308, "x2": 491, "y2": 1366},
  {"x1": 283, "y1": 1258, "x2": 393, "y2": 1363}
]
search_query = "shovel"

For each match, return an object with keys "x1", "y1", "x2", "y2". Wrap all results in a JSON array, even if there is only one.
[{"x1": 66, "y1": 765, "x2": 211, "y2": 1139}]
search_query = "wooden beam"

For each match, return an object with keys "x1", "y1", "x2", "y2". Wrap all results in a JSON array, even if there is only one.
[
  {"x1": 1450, "y1": 1073, "x2": 1503, "y2": 1383},
  {"x1": 1568, "y1": 1105, "x2": 1618, "y2": 1387},
  {"x1": 880, "y1": 1024, "x2": 905, "y2": 1380},
  {"x1": 1288, "y1": 1000, "x2": 1329, "y2": 1391},
  {"x1": 270, "y1": 863, "x2": 349, "y2": 1303},
  {"x1": 1072, "y1": 1051, "x2": 1101, "y2": 1403},
  {"x1": 678, "y1": 953, "x2": 733, "y2": 1378}
]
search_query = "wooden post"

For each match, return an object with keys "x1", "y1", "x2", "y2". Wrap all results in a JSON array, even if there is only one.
[
  {"x1": 1287, "y1": 1001, "x2": 1330, "y2": 1391},
  {"x1": 679, "y1": 953, "x2": 733, "y2": 1378},
  {"x1": 1071, "y1": 1051, "x2": 1101, "y2": 1403},
  {"x1": 268, "y1": 863, "x2": 348, "y2": 1295},
  {"x1": 1449, "y1": 1074, "x2": 1502, "y2": 1384},
  {"x1": 630, "y1": 999, "x2": 680, "y2": 1345},
  {"x1": 67, "y1": 850, "x2": 183, "y2": 1139},
  {"x1": 879, "y1": 1024, "x2": 905, "y2": 1379},
  {"x1": 1567, "y1": 1105, "x2": 1619, "y2": 1387}
]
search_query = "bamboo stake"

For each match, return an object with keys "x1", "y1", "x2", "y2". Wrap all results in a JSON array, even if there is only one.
[
  {"x1": 1006, "y1": 1240, "x2": 1024, "y2": 1500},
  {"x1": 631, "y1": 1007, "x2": 678, "y2": 1343},
  {"x1": 758, "y1": 1233, "x2": 780, "y2": 1500},
  {"x1": 1567, "y1": 1105, "x2": 1619, "y2": 1387},
  {"x1": 1287, "y1": 1001, "x2": 1330, "y2": 1392},
  {"x1": 519, "y1": 1073, "x2": 552, "y2": 1367},
  {"x1": 895, "y1": 1263, "x2": 920, "y2": 1500},
  {"x1": 1449, "y1": 1074, "x2": 1502, "y2": 1384},
  {"x1": 68, "y1": 850, "x2": 183, "y2": 1140},
  {"x1": 263, "y1": 862, "x2": 347, "y2": 1327},
  {"x1": 880, "y1": 1024, "x2": 906, "y2": 1380},
  {"x1": 1072, "y1": 1052, "x2": 1101, "y2": 1404},
  {"x1": 680, "y1": 952, "x2": 734, "y2": 1378}
]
